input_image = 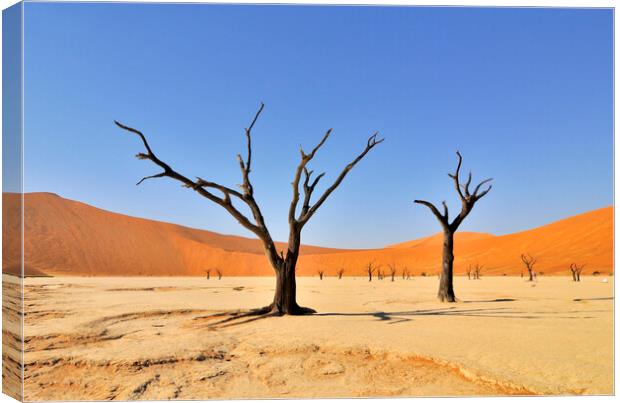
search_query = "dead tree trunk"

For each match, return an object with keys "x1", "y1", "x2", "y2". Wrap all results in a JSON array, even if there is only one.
[
  {"x1": 388, "y1": 263, "x2": 397, "y2": 282},
  {"x1": 473, "y1": 263, "x2": 482, "y2": 280},
  {"x1": 115, "y1": 103, "x2": 383, "y2": 315},
  {"x1": 570, "y1": 263, "x2": 585, "y2": 282},
  {"x1": 366, "y1": 262, "x2": 376, "y2": 282},
  {"x1": 414, "y1": 152, "x2": 492, "y2": 302},
  {"x1": 318, "y1": 270, "x2": 325, "y2": 280},
  {"x1": 205, "y1": 269, "x2": 211, "y2": 280},
  {"x1": 466, "y1": 266, "x2": 472, "y2": 280},
  {"x1": 521, "y1": 254, "x2": 536, "y2": 282},
  {"x1": 337, "y1": 269, "x2": 344, "y2": 279},
  {"x1": 216, "y1": 269, "x2": 222, "y2": 280}
]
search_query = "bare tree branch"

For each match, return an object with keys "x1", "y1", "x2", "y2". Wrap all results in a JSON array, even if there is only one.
[
  {"x1": 237, "y1": 102, "x2": 265, "y2": 197},
  {"x1": 414, "y1": 200, "x2": 448, "y2": 228},
  {"x1": 300, "y1": 133, "x2": 384, "y2": 224},
  {"x1": 114, "y1": 106, "x2": 280, "y2": 267},
  {"x1": 447, "y1": 151, "x2": 465, "y2": 200},
  {"x1": 419, "y1": 151, "x2": 494, "y2": 232},
  {"x1": 288, "y1": 129, "x2": 332, "y2": 224},
  {"x1": 136, "y1": 172, "x2": 167, "y2": 186}
]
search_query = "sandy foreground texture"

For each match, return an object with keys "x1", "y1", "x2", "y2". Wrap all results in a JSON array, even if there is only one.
[{"x1": 11, "y1": 275, "x2": 614, "y2": 400}]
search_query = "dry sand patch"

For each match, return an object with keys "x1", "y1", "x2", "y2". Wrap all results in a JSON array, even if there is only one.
[{"x1": 8, "y1": 275, "x2": 613, "y2": 399}]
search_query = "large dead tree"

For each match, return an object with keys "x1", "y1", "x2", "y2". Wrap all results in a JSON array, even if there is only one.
[
  {"x1": 520, "y1": 254, "x2": 537, "y2": 282},
  {"x1": 115, "y1": 104, "x2": 383, "y2": 315},
  {"x1": 414, "y1": 152, "x2": 492, "y2": 302}
]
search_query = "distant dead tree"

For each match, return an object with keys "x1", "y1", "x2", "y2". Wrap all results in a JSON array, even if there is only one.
[
  {"x1": 366, "y1": 262, "x2": 378, "y2": 282},
  {"x1": 115, "y1": 103, "x2": 383, "y2": 315},
  {"x1": 414, "y1": 152, "x2": 492, "y2": 302},
  {"x1": 520, "y1": 254, "x2": 537, "y2": 282},
  {"x1": 337, "y1": 268, "x2": 345, "y2": 279},
  {"x1": 473, "y1": 263, "x2": 483, "y2": 280},
  {"x1": 317, "y1": 270, "x2": 325, "y2": 280},
  {"x1": 377, "y1": 268, "x2": 384, "y2": 280},
  {"x1": 466, "y1": 265, "x2": 472, "y2": 280},
  {"x1": 205, "y1": 269, "x2": 212, "y2": 280},
  {"x1": 388, "y1": 263, "x2": 397, "y2": 282},
  {"x1": 216, "y1": 268, "x2": 222, "y2": 280},
  {"x1": 570, "y1": 263, "x2": 585, "y2": 282}
]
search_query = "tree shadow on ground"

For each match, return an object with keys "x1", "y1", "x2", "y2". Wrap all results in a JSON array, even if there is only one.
[
  {"x1": 315, "y1": 306, "x2": 598, "y2": 323},
  {"x1": 198, "y1": 302, "x2": 605, "y2": 330},
  {"x1": 462, "y1": 298, "x2": 516, "y2": 303},
  {"x1": 573, "y1": 297, "x2": 614, "y2": 302}
]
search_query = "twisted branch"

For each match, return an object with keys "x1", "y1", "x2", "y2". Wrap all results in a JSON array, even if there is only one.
[{"x1": 416, "y1": 151, "x2": 493, "y2": 232}]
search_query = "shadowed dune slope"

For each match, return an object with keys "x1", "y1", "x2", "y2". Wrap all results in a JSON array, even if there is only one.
[{"x1": 2, "y1": 193, "x2": 613, "y2": 276}]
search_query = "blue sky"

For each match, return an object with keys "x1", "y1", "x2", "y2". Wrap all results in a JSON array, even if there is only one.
[{"x1": 21, "y1": 3, "x2": 613, "y2": 248}]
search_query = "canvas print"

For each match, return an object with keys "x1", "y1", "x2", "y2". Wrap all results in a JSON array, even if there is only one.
[{"x1": 2, "y1": 1, "x2": 614, "y2": 401}]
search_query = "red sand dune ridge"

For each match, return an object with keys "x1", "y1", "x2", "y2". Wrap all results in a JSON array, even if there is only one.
[{"x1": 2, "y1": 192, "x2": 613, "y2": 277}]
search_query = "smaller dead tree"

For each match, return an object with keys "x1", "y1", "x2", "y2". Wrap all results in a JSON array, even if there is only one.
[
  {"x1": 317, "y1": 270, "x2": 325, "y2": 280},
  {"x1": 366, "y1": 262, "x2": 377, "y2": 282},
  {"x1": 205, "y1": 269, "x2": 212, "y2": 280},
  {"x1": 388, "y1": 263, "x2": 397, "y2": 282},
  {"x1": 377, "y1": 268, "x2": 384, "y2": 280},
  {"x1": 473, "y1": 263, "x2": 483, "y2": 280},
  {"x1": 337, "y1": 268, "x2": 345, "y2": 279},
  {"x1": 216, "y1": 269, "x2": 222, "y2": 280},
  {"x1": 466, "y1": 265, "x2": 472, "y2": 280},
  {"x1": 570, "y1": 263, "x2": 585, "y2": 282},
  {"x1": 520, "y1": 254, "x2": 537, "y2": 282}
]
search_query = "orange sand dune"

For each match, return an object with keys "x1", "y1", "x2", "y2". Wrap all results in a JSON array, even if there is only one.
[
  {"x1": 2, "y1": 192, "x2": 613, "y2": 277},
  {"x1": 387, "y1": 231, "x2": 495, "y2": 249}
]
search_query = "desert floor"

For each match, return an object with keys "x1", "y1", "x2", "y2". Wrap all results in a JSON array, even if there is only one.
[{"x1": 10, "y1": 275, "x2": 614, "y2": 399}]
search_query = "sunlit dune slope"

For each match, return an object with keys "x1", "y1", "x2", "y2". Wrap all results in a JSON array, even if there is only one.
[
  {"x1": 2, "y1": 193, "x2": 612, "y2": 276},
  {"x1": 2, "y1": 193, "x2": 349, "y2": 277},
  {"x1": 387, "y1": 232, "x2": 495, "y2": 249}
]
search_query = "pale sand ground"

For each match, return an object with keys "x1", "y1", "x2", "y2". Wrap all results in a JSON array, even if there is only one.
[{"x1": 11, "y1": 275, "x2": 614, "y2": 400}]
